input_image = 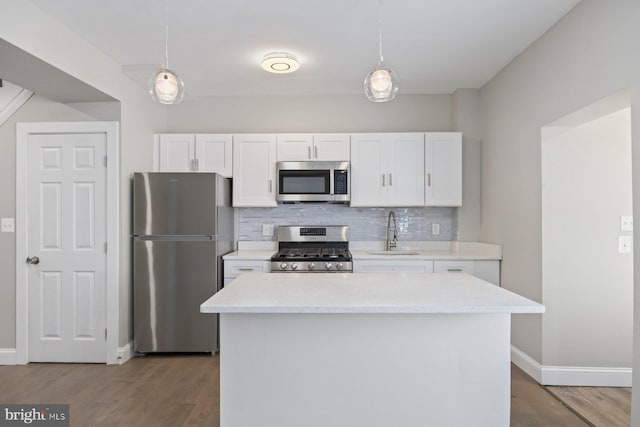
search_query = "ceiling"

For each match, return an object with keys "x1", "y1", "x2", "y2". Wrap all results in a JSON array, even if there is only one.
[{"x1": 27, "y1": 0, "x2": 580, "y2": 100}]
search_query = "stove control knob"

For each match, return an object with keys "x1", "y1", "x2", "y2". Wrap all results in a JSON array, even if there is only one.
[
  {"x1": 308, "y1": 262, "x2": 315, "y2": 271},
  {"x1": 291, "y1": 263, "x2": 298, "y2": 270},
  {"x1": 280, "y1": 263, "x2": 288, "y2": 270},
  {"x1": 336, "y1": 262, "x2": 343, "y2": 270},
  {"x1": 325, "y1": 262, "x2": 333, "y2": 270}
]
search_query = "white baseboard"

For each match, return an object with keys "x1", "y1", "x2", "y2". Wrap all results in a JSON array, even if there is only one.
[
  {"x1": 0, "y1": 348, "x2": 17, "y2": 365},
  {"x1": 511, "y1": 345, "x2": 632, "y2": 386},
  {"x1": 511, "y1": 345, "x2": 542, "y2": 383},
  {"x1": 116, "y1": 341, "x2": 134, "y2": 365}
]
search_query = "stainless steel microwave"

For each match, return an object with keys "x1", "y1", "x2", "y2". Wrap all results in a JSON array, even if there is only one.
[{"x1": 276, "y1": 161, "x2": 350, "y2": 203}]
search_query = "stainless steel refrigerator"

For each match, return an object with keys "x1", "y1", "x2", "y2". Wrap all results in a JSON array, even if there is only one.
[{"x1": 132, "y1": 172, "x2": 233, "y2": 353}]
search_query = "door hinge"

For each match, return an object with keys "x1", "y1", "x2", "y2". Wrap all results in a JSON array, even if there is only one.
[{"x1": 104, "y1": 156, "x2": 107, "y2": 167}]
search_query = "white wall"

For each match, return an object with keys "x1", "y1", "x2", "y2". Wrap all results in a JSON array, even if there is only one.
[
  {"x1": 165, "y1": 94, "x2": 452, "y2": 133},
  {"x1": 478, "y1": 0, "x2": 640, "y2": 414},
  {"x1": 542, "y1": 107, "x2": 632, "y2": 370},
  {"x1": 452, "y1": 89, "x2": 482, "y2": 242},
  {"x1": 0, "y1": 0, "x2": 166, "y2": 349},
  {"x1": 0, "y1": 95, "x2": 99, "y2": 348}
]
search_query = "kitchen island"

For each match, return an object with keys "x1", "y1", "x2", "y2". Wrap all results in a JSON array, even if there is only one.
[{"x1": 201, "y1": 272, "x2": 544, "y2": 427}]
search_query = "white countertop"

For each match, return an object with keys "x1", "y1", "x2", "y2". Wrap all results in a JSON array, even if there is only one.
[
  {"x1": 201, "y1": 272, "x2": 543, "y2": 314},
  {"x1": 223, "y1": 241, "x2": 502, "y2": 261}
]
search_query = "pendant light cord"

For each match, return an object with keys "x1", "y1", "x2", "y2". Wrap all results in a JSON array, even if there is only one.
[
  {"x1": 378, "y1": 0, "x2": 384, "y2": 66},
  {"x1": 164, "y1": 0, "x2": 170, "y2": 70}
]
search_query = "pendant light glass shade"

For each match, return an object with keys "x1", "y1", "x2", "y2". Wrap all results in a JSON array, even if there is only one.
[
  {"x1": 148, "y1": 69, "x2": 185, "y2": 104},
  {"x1": 364, "y1": 66, "x2": 398, "y2": 102},
  {"x1": 150, "y1": 0, "x2": 184, "y2": 104},
  {"x1": 365, "y1": 0, "x2": 398, "y2": 102}
]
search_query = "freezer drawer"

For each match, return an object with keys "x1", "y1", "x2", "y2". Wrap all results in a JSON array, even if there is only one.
[{"x1": 134, "y1": 239, "x2": 218, "y2": 352}]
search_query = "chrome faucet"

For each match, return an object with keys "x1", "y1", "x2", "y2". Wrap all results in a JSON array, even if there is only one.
[{"x1": 386, "y1": 211, "x2": 398, "y2": 251}]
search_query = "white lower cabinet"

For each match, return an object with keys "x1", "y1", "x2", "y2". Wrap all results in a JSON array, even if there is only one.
[
  {"x1": 471, "y1": 261, "x2": 501, "y2": 286},
  {"x1": 354, "y1": 259, "x2": 500, "y2": 285},
  {"x1": 224, "y1": 260, "x2": 271, "y2": 286},
  {"x1": 354, "y1": 260, "x2": 434, "y2": 273},
  {"x1": 433, "y1": 260, "x2": 475, "y2": 274},
  {"x1": 434, "y1": 260, "x2": 500, "y2": 285}
]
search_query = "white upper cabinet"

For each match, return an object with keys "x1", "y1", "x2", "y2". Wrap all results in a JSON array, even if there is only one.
[
  {"x1": 155, "y1": 133, "x2": 233, "y2": 176},
  {"x1": 313, "y1": 134, "x2": 350, "y2": 161},
  {"x1": 195, "y1": 134, "x2": 233, "y2": 176},
  {"x1": 350, "y1": 133, "x2": 424, "y2": 207},
  {"x1": 156, "y1": 133, "x2": 195, "y2": 171},
  {"x1": 425, "y1": 132, "x2": 462, "y2": 206},
  {"x1": 277, "y1": 133, "x2": 350, "y2": 161},
  {"x1": 233, "y1": 134, "x2": 277, "y2": 207}
]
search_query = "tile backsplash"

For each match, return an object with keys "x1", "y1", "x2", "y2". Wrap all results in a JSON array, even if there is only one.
[{"x1": 238, "y1": 204, "x2": 457, "y2": 241}]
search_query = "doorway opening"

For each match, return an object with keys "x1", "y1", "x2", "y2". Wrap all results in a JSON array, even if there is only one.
[{"x1": 541, "y1": 89, "x2": 633, "y2": 388}]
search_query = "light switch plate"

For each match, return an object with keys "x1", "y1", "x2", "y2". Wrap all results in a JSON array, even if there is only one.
[
  {"x1": 619, "y1": 236, "x2": 632, "y2": 253},
  {"x1": 431, "y1": 223, "x2": 440, "y2": 235},
  {"x1": 621, "y1": 216, "x2": 633, "y2": 231},
  {"x1": 262, "y1": 223, "x2": 274, "y2": 237},
  {"x1": 1, "y1": 218, "x2": 15, "y2": 233}
]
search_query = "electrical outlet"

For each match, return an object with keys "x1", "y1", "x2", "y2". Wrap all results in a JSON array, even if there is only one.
[
  {"x1": 1, "y1": 218, "x2": 15, "y2": 233},
  {"x1": 619, "y1": 236, "x2": 632, "y2": 254},
  {"x1": 621, "y1": 216, "x2": 633, "y2": 231},
  {"x1": 262, "y1": 223, "x2": 274, "y2": 237},
  {"x1": 431, "y1": 223, "x2": 440, "y2": 235}
]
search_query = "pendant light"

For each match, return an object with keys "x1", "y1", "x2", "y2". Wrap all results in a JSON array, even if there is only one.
[
  {"x1": 148, "y1": 0, "x2": 185, "y2": 104},
  {"x1": 364, "y1": 0, "x2": 398, "y2": 102}
]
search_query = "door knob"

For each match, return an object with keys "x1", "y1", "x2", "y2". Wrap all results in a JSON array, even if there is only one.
[{"x1": 26, "y1": 256, "x2": 40, "y2": 265}]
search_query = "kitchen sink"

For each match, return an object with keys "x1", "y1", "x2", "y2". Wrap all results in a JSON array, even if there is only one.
[{"x1": 366, "y1": 250, "x2": 419, "y2": 256}]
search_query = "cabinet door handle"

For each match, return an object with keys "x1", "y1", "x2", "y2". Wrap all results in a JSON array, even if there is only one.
[
  {"x1": 314, "y1": 145, "x2": 318, "y2": 159},
  {"x1": 190, "y1": 159, "x2": 194, "y2": 171},
  {"x1": 427, "y1": 173, "x2": 431, "y2": 186},
  {"x1": 382, "y1": 174, "x2": 385, "y2": 187},
  {"x1": 269, "y1": 179, "x2": 273, "y2": 193},
  {"x1": 195, "y1": 158, "x2": 199, "y2": 171},
  {"x1": 389, "y1": 173, "x2": 392, "y2": 186},
  {"x1": 308, "y1": 146, "x2": 312, "y2": 159}
]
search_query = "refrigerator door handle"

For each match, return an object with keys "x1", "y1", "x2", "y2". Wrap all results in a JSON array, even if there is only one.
[{"x1": 134, "y1": 235, "x2": 215, "y2": 241}]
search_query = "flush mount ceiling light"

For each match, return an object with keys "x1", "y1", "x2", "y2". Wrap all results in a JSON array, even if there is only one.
[
  {"x1": 261, "y1": 52, "x2": 300, "y2": 74},
  {"x1": 148, "y1": 0, "x2": 185, "y2": 104},
  {"x1": 364, "y1": 0, "x2": 398, "y2": 102}
]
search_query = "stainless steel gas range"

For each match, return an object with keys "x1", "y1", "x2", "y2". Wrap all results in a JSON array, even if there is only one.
[{"x1": 270, "y1": 225, "x2": 353, "y2": 273}]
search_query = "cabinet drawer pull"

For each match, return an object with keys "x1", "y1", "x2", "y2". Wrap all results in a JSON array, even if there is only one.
[
  {"x1": 237, "y1": 268, "x2": 255, "y2": 271},
  {"x1": 447, "y1": 268, "x2": 463, "y2": 272}
]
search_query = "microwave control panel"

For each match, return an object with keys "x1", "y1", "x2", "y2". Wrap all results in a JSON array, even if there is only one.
[{"x1": 334, "y1": 170, "x2": 348, "y2": 195}]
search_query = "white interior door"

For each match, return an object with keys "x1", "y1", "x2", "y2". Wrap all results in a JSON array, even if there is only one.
[{"x1": 26, "y1": 132, "x2": 107, "y2": 362}]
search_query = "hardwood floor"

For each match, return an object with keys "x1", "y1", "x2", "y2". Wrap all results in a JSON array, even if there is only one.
[
  {"x1": 0, "y1": 354, "x2": 219, "y2": 427},
  {"x1": 547, "y1": 384, "x2": 631, "y2": 427},
  {"x1": 0, "y1": 356, "x2": 630, "y2": 426}
]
